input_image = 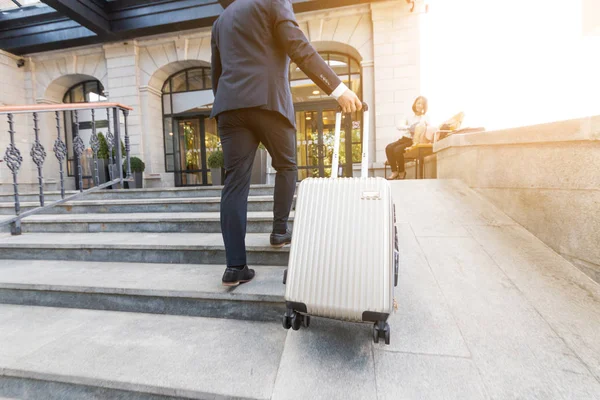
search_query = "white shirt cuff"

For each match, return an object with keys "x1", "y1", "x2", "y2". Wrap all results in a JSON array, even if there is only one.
[{"x1": 330, "y1": 82, "x2": 348, "y2": 100}]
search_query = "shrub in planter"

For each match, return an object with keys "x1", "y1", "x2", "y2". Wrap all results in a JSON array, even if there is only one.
[
  {"x1": 92, "y1": 132, "x2": 109, "y2": 184},
  {"x1": 124, "y1": 156, "x2": 145, "y2": 189},
  {"x1": 208, "y1": 150, "x2": 224, "y2": 185},
  {"x1": 129, "y1": 156, "x2": 145, "y2": 172},
  {"x1": 97, "y1": 133, "x2": 126, "y2": 186},
  {"x1": 97, "y1": 133, "x2": 125, "y2": 160},
  {"x1": 97, "y1": 133, "x2": 109, "y2": 160}
]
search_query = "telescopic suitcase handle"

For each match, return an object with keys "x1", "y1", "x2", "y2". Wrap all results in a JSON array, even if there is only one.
[{"x1": 332, "y1": 102, "x2": 369, "y2": 178}]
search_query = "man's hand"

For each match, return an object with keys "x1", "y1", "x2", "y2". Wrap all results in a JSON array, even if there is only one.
[{"x1": 337, "y1": 89, "x2": 362, "y2": 113}]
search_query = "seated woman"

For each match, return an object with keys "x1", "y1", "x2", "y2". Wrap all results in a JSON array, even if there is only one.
[{"x1": 385, "y1": 96, "x2": 430, "y2": 180}]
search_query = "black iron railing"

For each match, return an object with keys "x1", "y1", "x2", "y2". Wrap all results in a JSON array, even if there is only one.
[{"x1": 0, "y1": 102, "x2": 133, "y2": 235}]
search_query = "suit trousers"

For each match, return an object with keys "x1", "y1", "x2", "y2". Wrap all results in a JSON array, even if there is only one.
[{"x1": 217, "y1": 108, "x2": 297, "y2": 267}]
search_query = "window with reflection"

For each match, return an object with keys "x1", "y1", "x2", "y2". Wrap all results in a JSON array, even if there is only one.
[
  {"x1": 290, "y1": 52, "x2": 363, "y2": 165},
  {"x1": 162, "y1": 67, "x2": 212, "y2": 94}
]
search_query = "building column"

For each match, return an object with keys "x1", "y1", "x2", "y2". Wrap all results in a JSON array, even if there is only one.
[
  {"x1": 103, "y1": 42, "x2": 144, "y2": 174},
  {"x1": 0, "y1": 50, "x2": 32, "y2": 192},
  {"x1": 139, "y1": 85, "x2": 174, "y2": 187},
  {"x1": 371, "y1": 0, "x2": 422, "y2": 165}
]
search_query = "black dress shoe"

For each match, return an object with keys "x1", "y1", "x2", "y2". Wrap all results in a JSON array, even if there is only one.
[
  {"x1": 270, "y1": 230, "x2": 292, "y2": 247},
  {"x1": 222, "y1": 265, "x2": 255, "y2": 287}
]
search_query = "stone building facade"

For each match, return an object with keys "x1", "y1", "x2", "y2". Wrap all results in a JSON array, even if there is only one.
[{"x1": 0, "y1": 0, "x2": 422, "y2": 192}]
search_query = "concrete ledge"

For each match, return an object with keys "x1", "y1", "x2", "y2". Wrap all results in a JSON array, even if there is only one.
[
  {"x1": 144, "y1": 173, "x2": 162, "y2": 180},
  {"x1": 0, "y1": 260, "x2": 286, "y2": 321},
  {"x1": 435, "y1": 114, "x2": 600, "y2": 283},
  {"x1": 434, "y1": 115, "x2": 600, "y2": 152},
  {"x1": 0, "y1": 375, "x2": 183, "y2": 400},
  {"x1": 16, "y1": 212, "x2": 294, "y2": 234},
  {"x1": 0, "y1": 195, "x2": 287, "y2": 215},
  {"x1": 0, "y1": 305, "x2": 286, "y2": 400},
  {"x1": 0, "y1": 232, "x2": 290, "y2": 266},
  {"x1": 0, "y1": 185, "x2": 277, "y2": 202}
]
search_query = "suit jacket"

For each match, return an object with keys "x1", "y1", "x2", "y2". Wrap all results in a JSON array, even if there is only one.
[{"x1": 210, "y1": 0, "x2": 342, "y2": 128}]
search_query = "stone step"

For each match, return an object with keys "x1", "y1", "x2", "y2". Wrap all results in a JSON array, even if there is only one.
[
  {"x1": 15, "y1": 212, "x2": 295, "y2": 234},
  {"x1": 0, "y1": 232, "x2": 290, "y2": 265},
  {"x1": 0, "y1": 184, "x2": 279, "y2": 203},
  {"x1": 0, "y1": 260, "x2": 285, "y2": 322},
  {"x1": 0, "y1": 195, "x2": 291, "y2": 215},
  {"x1": 0, "y1": 304, "x2": 286, "y2": 400}
]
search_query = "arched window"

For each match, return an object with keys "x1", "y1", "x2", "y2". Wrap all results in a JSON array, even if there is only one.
[
  {"x1": 62, "y1": 80, "x2": 107, "y2": 185},
  {"x1": 162, "y1": 67, "x2": 212, "y2": 94},
  {"x1": 62, "y1": 80, "x2": 107, "y2": 103}
]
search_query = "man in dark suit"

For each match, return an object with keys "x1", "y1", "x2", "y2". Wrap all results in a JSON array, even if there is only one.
[{"x1": 211, "y1": 0, "x2": 362, "y2": 286}]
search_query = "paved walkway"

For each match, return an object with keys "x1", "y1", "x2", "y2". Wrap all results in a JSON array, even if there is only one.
[
  {"x1": 0, "y1": 180, "x2": 598, "y2": 399},
  {"x1": 274, "y1": 180, "x2": 600, "y2": 399}
]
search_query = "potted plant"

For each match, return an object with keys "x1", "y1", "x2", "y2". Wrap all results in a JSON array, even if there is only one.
[
  {"x1": 124, "y1": 156, "x2": 145, "y2": 189},
  {"x1": 95, "y1": 132, "x2": 109, "y2": 185},
  {"x1": 208, "y1": 149, "x2": 224, "y2": 186}
]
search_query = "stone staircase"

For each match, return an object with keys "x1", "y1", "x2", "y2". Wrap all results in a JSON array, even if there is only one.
[
  {"x1": 2, "y1": 180, "x2": 599, "y2": 400},
  {"x1": 0, "y1": 185, "x2": 293, "y2": 399}
]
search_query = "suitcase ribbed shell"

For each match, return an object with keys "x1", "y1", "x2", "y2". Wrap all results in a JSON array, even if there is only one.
[{"x1": 285, "y1": 176, "x2": 395, "y2": 322}]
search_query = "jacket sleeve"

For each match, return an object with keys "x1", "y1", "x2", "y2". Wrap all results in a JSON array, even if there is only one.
[
  {"x1": 210, "y1": 22, "x2": 222, "y2": 97},
  {"x1": 272, "y1": 0, "x2": 342, "y2": 95}
]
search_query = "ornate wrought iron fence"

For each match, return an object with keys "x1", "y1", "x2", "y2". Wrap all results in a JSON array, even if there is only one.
[{"x1": 0, "y1": 102, "x2": 133, "y2": 235}]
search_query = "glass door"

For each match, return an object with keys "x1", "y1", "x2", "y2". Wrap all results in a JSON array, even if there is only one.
[
  {"x1": 204, "y1": 116, "x2": 221, "y2": 185},
  {"x1": 177, "y1": 118, "x2": 203, "y2": 186},
  {"x1": 295, "y1": 103, "x2": 354, "y2": 179},
  {"x1": 321, "y1": 109, "x2": 342, "y2": 178},
  {"x1": 174, "y1": 116, "x2": 217, "y2": 186},
  {"x1": 295, "y1": 110, "x2": 320, "y2": 180}
]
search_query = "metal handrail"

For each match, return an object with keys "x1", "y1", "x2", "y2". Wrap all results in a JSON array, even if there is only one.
[
  {"x1": 0, "y1": 102, "x2": 133, "y2": 114},
  {"x1": 1, "y1": 102, "x2": 134, "y2": 235}
]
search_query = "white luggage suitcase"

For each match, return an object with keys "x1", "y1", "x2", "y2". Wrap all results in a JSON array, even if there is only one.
[{"x1": 282, "y1": 103, "x2": 399, "y2": 344}]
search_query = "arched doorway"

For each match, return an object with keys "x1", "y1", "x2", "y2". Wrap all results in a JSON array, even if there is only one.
[
  {"x1": 161, "y1": 67, "x2": 218, "y2": 186},
  {"x1": 290, "y1": 51, "x2": 362, "y2": 179},
  {"x1": 62, "y1": 80, "x2": 107, "y2": 190}
]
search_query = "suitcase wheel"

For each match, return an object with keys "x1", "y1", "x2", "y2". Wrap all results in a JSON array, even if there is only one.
[
  {"x1": 291, "y1": 312, "x2": 302, "y2": 331},
  {"x1": 373, "y1": 327, "x2": 379, "y2": 344},
  {"x1": 283, "y1": 313, "x2": 292, "y2": 330},
  {"x1": 283, "y1": 308, "x2": 294, "y2": 330},
  {"x1": 283, "y1": 309, "x2": 310, "y2": 331},
  {"x1": 373, "y1": 321, "x2": 391, "y2": 345}
]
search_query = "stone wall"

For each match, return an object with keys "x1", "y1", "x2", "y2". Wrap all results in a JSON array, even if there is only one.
[
  {"x1": 371, "y1": 0, "x2": 422, "y2": 167},
  {"x1": 435, "y1": 116, "x2": 600, "y2": 283},
  {"x1": 0, "y1": 51, "x2": 30, "y2": 193}
]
